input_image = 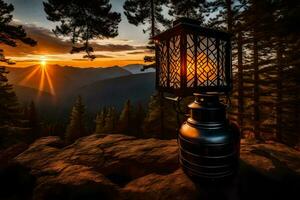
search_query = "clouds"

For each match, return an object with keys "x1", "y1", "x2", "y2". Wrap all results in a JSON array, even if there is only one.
[
  {"x1": 72, "y1": 54, "x2": 114, "y2": 61},
  {"x1": 2, "y1": 23, "x2": 149, "y2": 59},
  {"x1": 2, "y1": 24, "x2": 71, "y2": 56}
]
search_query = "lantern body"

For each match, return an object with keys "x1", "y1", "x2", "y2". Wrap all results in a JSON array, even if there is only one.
[
  {"x1": 153, "y1": 18, "x2": 232, "y2": 96},
  {"x1": 179, "y1": 94, "x2": 240, "y2": 180}
]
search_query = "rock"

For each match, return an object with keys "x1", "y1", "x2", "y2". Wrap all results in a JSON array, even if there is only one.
[
  {"x1": 29, "y1": 136, "x2": 65, "y2": 148},
  {"x1": 33, "y1": 165, "x2": 119, "y2": 200},
  {"x1": 0, "y1": 142, "x2": 28, "y2": 167},
  {"x1": 1, "y1": 134, "x2": 299, "y2": 200},
  {"x1": 122, "y1": 169, "x2": 199, "y2": 200},
  {"x1": 63, "y1": 134, "x2": 179, "y2": 178}
]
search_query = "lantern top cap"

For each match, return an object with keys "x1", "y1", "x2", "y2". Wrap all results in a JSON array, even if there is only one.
[{"x1": 152, "y1": 17, "x2": 231, "y2": 41}]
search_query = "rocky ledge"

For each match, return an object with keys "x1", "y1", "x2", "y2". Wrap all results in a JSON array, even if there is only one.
[{"x1": 0, "y1": 134, "x2": 300, "y2": 200}]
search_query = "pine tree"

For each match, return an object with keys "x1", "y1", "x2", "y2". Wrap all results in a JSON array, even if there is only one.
[
  {"x1": 65, "y1": 96, "x2": 86, "y2": 144},
  {"x1": 43, "y1": 0, "x2": 121, "y2": 59},
  {"x1": 94, "y1": 111, "x2": 105, "y2": 134},
  {"x1": 133, "y1": 103, "x2": 145, "y2": 137},
  {"x1": 117, "y1": 100, "x2": 133, "y2": 135},
  {"x1": 103, "y1": 107, "x2": 118, "y2": 133},
  {"x1": 0, "y1": 67, "x2": 20, "y2": 125},
  {"x1": 123, "y1": 0, "x2": 169, "y2": 38},
  {"x1": 0, "y1": 0, "x2": 36, "y2": 64},
  {"x1": 0, "y1": 67, "x2": 30, "y2": 149},
  {"x1": 168, "y1": 0, "x2": 207, "y2": 22},
  {"x1": 27, "y1": 101, "x2": 40, "y2": 142},
  {"x1": 143, "y1": 94, "x2": 178, "y2": 139}
]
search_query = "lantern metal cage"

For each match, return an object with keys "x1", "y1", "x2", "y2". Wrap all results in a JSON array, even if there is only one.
[{"x1": 153, "y1": 18, "x2": 232, "y2": 97}]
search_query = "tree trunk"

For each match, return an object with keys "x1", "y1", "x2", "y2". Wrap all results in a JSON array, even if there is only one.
[
  {"x1": 237, "y1": 32, "x2": 244, "y2": 132},
  {"x1": 150, "y1": 0, "x2": 155, "y2": 38},
  {"x1": 225, "y1": 0, "x2": 233, "y2": 33},
  {"x1": 253, "y1": 32, "x2": 260, "y2": 140}
]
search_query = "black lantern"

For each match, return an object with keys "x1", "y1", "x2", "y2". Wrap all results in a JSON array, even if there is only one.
[
  {"x1": 154, "y1": 18, "x2": 240, "y2": 181},
  {"x1": 153, "y1": 18, "x2": 232, "y2": 97}
]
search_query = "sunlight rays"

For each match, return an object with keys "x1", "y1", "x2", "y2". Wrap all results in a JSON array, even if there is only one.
[
  {"x1": 19, "y1": 61, "x2": 56, "y2": 99},
  {"x1": 38, "y1": 67, "x2": 45, "y2": 98},
  {"x1": 44, "y1": 69, "x2": 55, "y2": 95},
  {"x1": 19, "y1": 66, "x2": 40, "y2": 85}
]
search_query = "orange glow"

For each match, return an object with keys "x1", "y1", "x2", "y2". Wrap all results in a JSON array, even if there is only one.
[
  {"x1": 3, "y1": 59, "x2": 145, "y2": 68},
  {"x1": 19, "y1": 66, "x2": 40, "y2": 85},
  {"x1": 19, "y1": 64, "x2": 56, "y2": 97},
  {"x1": 41, "y1": 60, "x2": 46, "y2": 68},
  {"x1": 38, "y1": 67, "x2": 46, "y2": 98},
  {"x1": 44, "y1": 69, "x2": 55, "y2": 95},
  {"x1": 187, "y1": 52, "x2": 217, "y2": 84}
]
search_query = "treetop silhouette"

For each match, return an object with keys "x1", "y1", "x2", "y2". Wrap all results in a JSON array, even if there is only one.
[{"x1": 44, "y1": 0, "x2": 121, "y2": 60}]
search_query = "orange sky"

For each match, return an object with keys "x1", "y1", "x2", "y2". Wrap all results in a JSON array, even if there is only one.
[
  {"x1": 1, "y1": 24, "x2": 151, "y2": 68},
  {"x1": 8, "y1": 59, "x2": 146, "y2": 68}
]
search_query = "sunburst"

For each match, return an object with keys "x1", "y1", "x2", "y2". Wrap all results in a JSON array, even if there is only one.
[
  {"x1": 40, "y1": 58, "x2": 47, "y2": 70},
  {"x1": 19, "y1": 57, "x2": 56, "y2": 98}
]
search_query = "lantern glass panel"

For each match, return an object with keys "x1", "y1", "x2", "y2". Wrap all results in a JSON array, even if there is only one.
[
  {"x1": 154, "y1": 18, "x2": 232, "y2": 96},
  {"x1": 169, "y1": 35, "x2": 181, "y2": 89},
  {"x1": 158, "y1": 40, "x2": 168, "y2": 87}
]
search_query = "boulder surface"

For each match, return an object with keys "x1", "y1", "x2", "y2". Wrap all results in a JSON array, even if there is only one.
[{"x1": 0, "y1": 134, "x2": 299, "y2": 200}]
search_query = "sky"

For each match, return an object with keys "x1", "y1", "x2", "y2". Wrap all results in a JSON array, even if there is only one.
[{"x1": 3, "y1": 0, "x2": 153, "y2": 67}]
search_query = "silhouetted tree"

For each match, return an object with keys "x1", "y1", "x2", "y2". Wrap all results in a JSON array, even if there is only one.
[
  {"x1": 94, "y1": 110, "x2": 105, "y2": 134},
  {"x1": 117, "y1": 100, "x2": 134, "y2": 135},
  {"x1": 0, "y1": 67, "x2": 30, "y2": 149},
  {"x1": 123, "y1": 0, "x2": 169, "y2": 38},
  {"x1": 0, "y1": 0, "x2": 36, "y2": 64},
  {"x1": 0, "y1": 66, "x2": 20, "y2": 125},
  {"x1": 133, "y1": 103, "x2": 145, "y2": 137},
  {"x1": 143, "y1": 94, "x2": 178, "y2": 139},
  {"x1": 27, "y1": 101, "x2": 40, "y2": 141},
  {"x1": 65, "y1": 96, "x2": 86, "y2": 144},
  {"x1": 168, "y1": 0, "x2": 207, "y2": 22},
  {"x1": 43, "y1": 0, "x2": 121, "y2": 59},
  {"x1": 103, "y1": 107, "x2": 118, "y2": 133}
]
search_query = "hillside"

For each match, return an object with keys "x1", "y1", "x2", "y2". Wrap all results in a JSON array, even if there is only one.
[
  {"x1": 14, "y1": 85, "x2": 54, "y2": 103},
  {"x1": 71, "y1": 72, "x2": 156, "y2": 112},
  {"x1": 123, "y1": 64, "x2": 155, "y2": 74},
  {"x1": 7, "y1": 65, "x2": 132, "y2": 97},
  {"x1": 6, "y1": 65, "x2": 155, "y2": 120}
]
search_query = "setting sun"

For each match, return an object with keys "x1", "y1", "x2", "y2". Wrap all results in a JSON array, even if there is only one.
[{"x1": 40, "y1": 59, "x2": 47, "y2": 69}]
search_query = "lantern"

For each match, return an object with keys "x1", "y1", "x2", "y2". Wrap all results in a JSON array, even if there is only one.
[
  {"x1": 153, "y1": 18, "x2": 232, "y2": 96},
  {"x1": 154, "y1": 18, "x2": 240, "y2": 181}
]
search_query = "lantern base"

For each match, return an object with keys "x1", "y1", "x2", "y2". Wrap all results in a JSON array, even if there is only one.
[{"x1": 178, "y1": 93, "x2": 240, "y2": 182}]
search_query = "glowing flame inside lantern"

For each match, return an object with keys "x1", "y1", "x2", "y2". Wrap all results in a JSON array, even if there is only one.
[{"x1": 186, "y1": 52, "x2": 217, "y2": 86}]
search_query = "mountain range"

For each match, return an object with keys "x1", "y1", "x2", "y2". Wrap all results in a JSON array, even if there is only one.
[{"x1": 6, "y1": 64, "x2": 156, "y2": 120}]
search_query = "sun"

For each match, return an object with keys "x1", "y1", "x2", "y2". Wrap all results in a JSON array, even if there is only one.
[{"x1": 40, "y1": 59, "x2": 47, "y2": 69}]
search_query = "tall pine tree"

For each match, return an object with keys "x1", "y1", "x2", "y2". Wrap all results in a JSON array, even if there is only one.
[
  {"x1": 133, "y1": 103, "x2": 145, "y2": 137},
  {"x1": 0, "y1": 66, "x2": 20, "y2": 126},
  {"x1": 103, "y1": 107, "x2": 118, "y2": 133},
  {"x1": 94, "y1": 110, "x2": 106, "y2": 134},
  {"x1": 143, "y1": 94, "x2": 178, "y2": 139},
  {"x1": 27, "y1": 101, "x2": 40, "y2": 142},
  {"x1": 65, "y1": 96, "x2": 86, "y2": 144},
  {"x1": 117, "y1": 100, "x2": 134, "y2": 135}
]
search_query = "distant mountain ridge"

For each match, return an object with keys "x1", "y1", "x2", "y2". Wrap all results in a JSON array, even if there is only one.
[
  {"x1": 73, "y1": 72, "x2": 155, "y2": 112},
  {"x1": 6, "y1": 64, "x2": 156, "y2": 120},
  {"x1": 6, "y1": 64, "x2": 133, "y2": 97},
  {"x1": 123, "y1": 64, "x2": 155, "y2": 74}
]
